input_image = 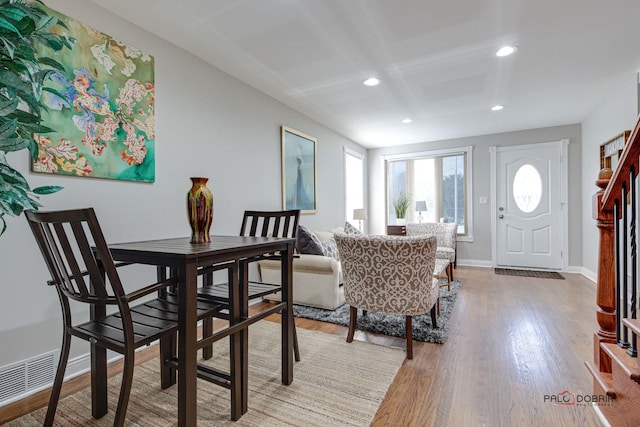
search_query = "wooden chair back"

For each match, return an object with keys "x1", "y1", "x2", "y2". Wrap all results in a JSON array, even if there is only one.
[
  {"x1": 25, "y1": 208, "x2": 125, "y2": 307},
  {"x1": 240, "y1": 209, "x2": 300, "y2": 239}
]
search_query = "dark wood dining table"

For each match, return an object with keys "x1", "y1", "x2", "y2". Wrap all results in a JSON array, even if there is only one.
[{"x1": 91, "y1": 235, "x2": 295, "y2": 426}]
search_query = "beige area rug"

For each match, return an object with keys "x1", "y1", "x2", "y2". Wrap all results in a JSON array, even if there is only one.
[{"x1": 8, "y1": 321, "x2": 404, "y2": 426}]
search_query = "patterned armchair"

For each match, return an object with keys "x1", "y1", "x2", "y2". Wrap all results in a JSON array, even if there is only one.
[
  {"x1": 406, "y1": 222, "x2": 457, "y2": 280},
  {"x1": 334, "y1": 233, "x2": 439, "y2": 359}
]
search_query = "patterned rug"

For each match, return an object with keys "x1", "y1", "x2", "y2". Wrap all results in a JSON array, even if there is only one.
[
  {"x1": 494, "y1": 268, "x2": 564, "y2": 279},
  {"x1": 7, "y1": 321, "x2": 404, "y2": 427},
  {"x1": 294, "y1": 280, "x2": 461, "y2": 344}
]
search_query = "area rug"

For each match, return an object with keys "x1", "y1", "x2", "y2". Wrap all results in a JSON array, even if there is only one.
[
  {"x1": 7, "y1": 321, "x2": 404, "y2": 427},
  {"x1": 294, "y1": 280, "x2": 461, "y2": 344},
  {"x1": 494, "y1": 268, "x2": 564, "y2": 279}
]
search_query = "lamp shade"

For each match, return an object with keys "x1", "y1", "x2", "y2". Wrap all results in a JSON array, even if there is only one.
[
  {"x1": 353, "y1": 208, "x2": 367, "y2": 220},
  {"x1": 415, "y1": 201, "x2": 427, "y2": 211}
]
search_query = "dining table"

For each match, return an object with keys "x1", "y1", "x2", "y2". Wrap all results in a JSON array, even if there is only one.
[{"x1": 91, "y1": 235, "x2": 295, "y2": 426}]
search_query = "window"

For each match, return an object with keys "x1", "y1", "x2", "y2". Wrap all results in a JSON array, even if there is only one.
[
  {"x1": 386, "y1": 146, "x2": 473, "y2": 239},
  {"x1": 344, "y1": 148, "x2": 365, "y2": 223}
]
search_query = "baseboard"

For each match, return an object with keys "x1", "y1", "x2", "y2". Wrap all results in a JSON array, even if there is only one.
[{"x1": 456, "y1": 259, "x2": 493, "y2": 268}]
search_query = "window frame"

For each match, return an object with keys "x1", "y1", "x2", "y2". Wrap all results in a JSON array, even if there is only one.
[
  {"x1": 344, "y1": 147, "x2": 365, "y2": 225},
  {"x1": 384, "y1": 145, "x2": 474, "y2": 242}
]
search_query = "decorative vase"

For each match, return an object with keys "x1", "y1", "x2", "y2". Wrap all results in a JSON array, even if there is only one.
[
  {"x1": 396, "y1": 218, "x2": 406, "y2": 225},
  {"x1": 187, "y1": 177, "x2": 213, "y2": 243}
]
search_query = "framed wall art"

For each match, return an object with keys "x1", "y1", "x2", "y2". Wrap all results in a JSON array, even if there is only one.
[
  {"x1": 31, "y1": 4, "x2": 155, "y2": 182},
  {"x1": 281, "y1": 126, "x2": 317, "y2": 213}
]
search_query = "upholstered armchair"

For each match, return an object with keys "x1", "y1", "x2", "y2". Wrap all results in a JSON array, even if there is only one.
[
  {"x1": 334, "y1": 233, "x2": 439, "y2": 359},
  {"x1": 406, "y1": 222, "x2": 457, "y2": 280}
]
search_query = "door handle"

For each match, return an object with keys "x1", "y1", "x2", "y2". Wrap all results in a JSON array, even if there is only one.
[{"x1": 498, "y1": 214, "x2": 504, "y2": 219}]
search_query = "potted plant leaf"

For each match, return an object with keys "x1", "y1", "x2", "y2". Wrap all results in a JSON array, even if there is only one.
[
  {"x1": 393, "y1": 191, "x2": 411, "y2": 225},
  {"x1": 0, "y1": 0, "x2": 75, "y2": 235}
]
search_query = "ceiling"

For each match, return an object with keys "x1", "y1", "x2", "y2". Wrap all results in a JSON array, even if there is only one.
[{"x1": 89, "y1": 0, "x2": 640, "y2": 148}]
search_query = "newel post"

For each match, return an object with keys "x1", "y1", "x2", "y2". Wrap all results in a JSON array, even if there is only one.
[{"x1": 593, "y1": 168, "x2": 616, "y2": 370}]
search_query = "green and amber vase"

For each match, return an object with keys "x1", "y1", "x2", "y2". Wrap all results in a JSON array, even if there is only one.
[{"x1": 187, "y1": 177, "x2": 213, "y2": 243}]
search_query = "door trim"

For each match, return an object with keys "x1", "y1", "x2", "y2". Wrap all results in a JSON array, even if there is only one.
[{"x1": 489, "y1": 139, "x2": 569, "y2": 271}]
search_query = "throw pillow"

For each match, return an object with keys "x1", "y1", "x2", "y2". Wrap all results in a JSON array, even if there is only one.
[
  {"x1": 320, "y1": 237, "x2": 340, "y2": 261},
  {"x1": 296, "y1": 225, "x2": 324, "y2": 255},
  {"x1": 344, "y1": 221, "x2": 362, "y2": 235}
]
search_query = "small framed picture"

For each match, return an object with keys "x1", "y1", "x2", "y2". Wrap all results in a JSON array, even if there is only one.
[{"x1": 281, "y1": 126, "x2": 317, "y2": 213}]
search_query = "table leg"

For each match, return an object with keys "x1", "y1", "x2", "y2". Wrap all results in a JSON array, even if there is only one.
[
  {"x1": 281, "y1": 243, "x2": 294, "y2": 385},
  {"x1": 228, "y1": 262, "x2": 242, "y2": 420},
  {"x1": 177, "y1": 263, "x2": 198, "y2": 426},
  {"x1": 240, "y1": 260, "x2": 249, "y2": 414}
]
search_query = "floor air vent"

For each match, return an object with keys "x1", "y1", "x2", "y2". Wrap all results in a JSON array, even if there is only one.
[{"x1": 0, "y1": 351, "x2": 57, "y2": 404}]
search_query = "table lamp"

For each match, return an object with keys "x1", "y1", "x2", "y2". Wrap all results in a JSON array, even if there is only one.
[
  {"x1": 353, "y1": 208, "x2": 367, "y2": 232},
  {"x1": 415, "y1": 201, "x2": 427, "y2": 223}
]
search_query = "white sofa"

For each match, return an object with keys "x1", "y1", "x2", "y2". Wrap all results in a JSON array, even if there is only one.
[{"x1": 258, "y1": 229, "x2": 345, "y2": 310}]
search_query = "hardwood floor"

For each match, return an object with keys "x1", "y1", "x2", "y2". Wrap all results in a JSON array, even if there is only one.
[{"x1": 0, "y1": 267, "x2": 603, "y2": 426}]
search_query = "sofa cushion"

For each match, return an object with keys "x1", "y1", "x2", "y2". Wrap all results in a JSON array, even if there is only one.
[
  {"x1": 344, "y1": 221, "x2": 362, "y2": 234},
  {"x1": 296, "y1": 225, "x2": 323, "y2": 255},
  {"x1": 320, "y1": 237, "x2": 340, "y2": 261}
]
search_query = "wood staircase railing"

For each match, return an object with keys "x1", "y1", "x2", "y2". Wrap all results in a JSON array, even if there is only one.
[{"x1": 588, "y1": 115, "x2": 640, "y2": 426}]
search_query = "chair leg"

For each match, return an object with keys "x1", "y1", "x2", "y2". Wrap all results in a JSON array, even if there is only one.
[
  {"x1": 430, "y1": 304, "x2": 438, "y2": 328},
  {"x1": 448, "y1": 263, "x2": 454, "y2": 282},
  {"x1": 291, "y1": 312, "x2": 301, "y2": 362},
  {"x1": 160, "y1": 333, "x2": 176, "y2": 389},
  {"x1": 202, "y1": 316, "x2": 213, "y2": 360},
  {"x1": 44, "y1": 331, "x2": 71, "y2": 427},
  {"x1": 113, "y1": 349, "x2": 135, "y2": 427},
  {"x1": 405, "y1": 316, "x2": 413, "y2": 359},
  {"x1": 346, "y1": 306, "x2": 358, "y2": 343}
]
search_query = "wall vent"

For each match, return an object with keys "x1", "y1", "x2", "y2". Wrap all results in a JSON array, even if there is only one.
[{"x1": 0, "y1": 351, "x2": 57, "y2": 405}]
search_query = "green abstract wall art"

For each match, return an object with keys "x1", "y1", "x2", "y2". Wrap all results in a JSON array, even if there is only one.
[{"x1": 32, "y1": 5, "x2": 155, "y2": 182}]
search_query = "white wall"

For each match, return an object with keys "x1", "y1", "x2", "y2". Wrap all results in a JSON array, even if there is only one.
[
  {"x1": 581, "y1": 73, "x2": 639, "y2": 280},
  {"x1": 368, "y1": 124, "x2": 583, "y2": 268},
  {"x1": 0, "y1": 0, "x2": 365, "y2": 367}
]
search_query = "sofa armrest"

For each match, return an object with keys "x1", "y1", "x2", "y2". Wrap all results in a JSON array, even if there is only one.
[{"x1": 259, "y1": 254, "x2": 340, "y2": 275}]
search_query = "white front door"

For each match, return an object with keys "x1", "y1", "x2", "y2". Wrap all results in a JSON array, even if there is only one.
[{"x1": 493, "y1": 141, "x2": 565, "y2": 270}]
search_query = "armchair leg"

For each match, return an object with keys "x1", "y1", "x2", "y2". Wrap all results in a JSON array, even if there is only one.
[
  {"x1": 430, "y1": 304, "x2": 438, "y2": 328},
  {"x1": 405, "y1": 316, "x2": 413, "y2": 359},
  {"x1": 347, "y1": 306, "x2": 358, "y2": 343}
]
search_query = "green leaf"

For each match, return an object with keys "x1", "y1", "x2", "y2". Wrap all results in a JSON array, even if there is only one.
[
  {"x1": 16, "y1": 121, "x2": 52, "y2": 134},
  {"x1": 35, "y1": 15, "x2": 56, "y2": 32},
  {"x1": 0, "y1": 190, "x2": 34, "y2": 215},
  {"x1": 26, "y1": 136, "x2": 37, "y2": 161},
  {"x1": 0, "y1": 16, "x2": 22, "y2": 37},
  {"x1": 0, "y1": 136, "x2": 31, "y2": 152},
  {"x1": 9, "y1": 109, "x2": 39, "y2": 124},
  {"x1": 0, "y1": 35, "x2": 15, "y2": 58},
  {"x1": 0, "y1": 118, "x2": 17, "y2": 138},
  {"x1": 0, "y1": 69, "x2": 31, "y2": 93},
  {"x1": 0, "y1": 96, "x2": 18, "y2": 115},
  {"x1": 37, "y1": 56, "x2": 65, "y2": 72},
  {"x1": 32, "y1": 185, "x2": 62, "y2": 195},
  {"x1": 0, "y1": 214, "x2": 6, "y2": 236},
  {"x1": 0, "y1": 161, "x2": 28, "y2": 187}
]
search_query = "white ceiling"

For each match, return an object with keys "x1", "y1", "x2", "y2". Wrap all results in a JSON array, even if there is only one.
[{"x1": 89, "y1": 0, "x2": 640, "y2": 148}]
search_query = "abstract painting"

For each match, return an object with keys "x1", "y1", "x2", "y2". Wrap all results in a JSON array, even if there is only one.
[
  {"x1": 281, "y1": 126, "x2": 317, "y2": 213},
  {"x1": 31, "y1": 5, "x2": 155, "y2": 182}
]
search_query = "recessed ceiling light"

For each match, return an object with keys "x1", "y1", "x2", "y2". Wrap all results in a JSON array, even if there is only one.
[
  {"x1": 402, "y1": 118, "x2": 413, "y2": 124},
  {"x1": 363, "y1": 77, "x2": 380, "y2": 86},
  {"x1": 491, "y1": 105, "x2": 504, "y2": 111},
  {"x1": 496, "y1": 46, "x2": 517, "y2": 57}
]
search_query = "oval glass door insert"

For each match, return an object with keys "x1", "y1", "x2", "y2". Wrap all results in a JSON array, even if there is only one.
[{"x1": 513, "y1": 164, "x2": 542, "y2": 213}]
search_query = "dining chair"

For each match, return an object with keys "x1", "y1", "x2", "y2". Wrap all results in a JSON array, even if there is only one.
[
  {"x1": 25, "y1": 208, "x2": 225, "y2": 426},
  {"x1": 198, "y1": 209, "x2": 301, "y2": 361},
  {"x1": 334, "y1": 233, "x2": 439, "y2": 359}
]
